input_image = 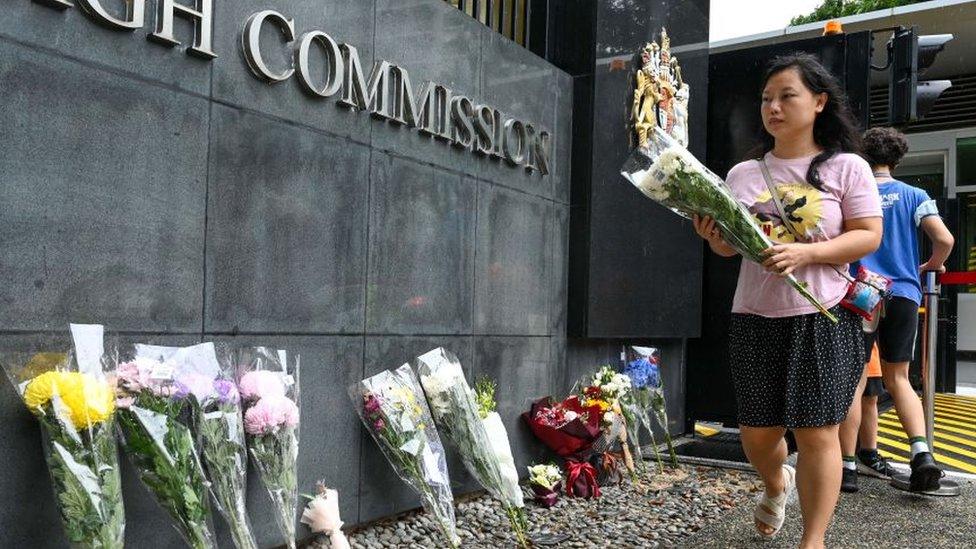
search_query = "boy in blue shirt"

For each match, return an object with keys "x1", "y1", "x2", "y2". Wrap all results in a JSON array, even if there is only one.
[{"x1": 839, "y1": 127, "x2": 955, "y2": 493}]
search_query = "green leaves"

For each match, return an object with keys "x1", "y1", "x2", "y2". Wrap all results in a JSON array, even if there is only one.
[
  {"x1": 474, "y1": 377, "x2": 497, "y2": 419},
  {"x1": 199, "y1": 407, "x2": 256, "y2": 549},
  {"x1": 789, "y1": 0, "x2": 925, "y2": 26},
  {"x1": 37, "y1": 406, "x2": 125, "y2": 548},
  {"x1": 118, "y1": 399, "x2": 216, "y2": 549}
]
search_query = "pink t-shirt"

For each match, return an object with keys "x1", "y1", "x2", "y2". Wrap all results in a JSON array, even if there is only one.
[{"x1": 726, "y1": 151, "x2": 882, "y2": 317}]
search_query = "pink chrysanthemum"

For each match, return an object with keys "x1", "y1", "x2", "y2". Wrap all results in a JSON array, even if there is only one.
[
  {"x1": 244, "y1": 395, "x2": 299, "y2": 435},
  {"x1": 238, "y1": 370, "x2": 287, "y2": 401}
]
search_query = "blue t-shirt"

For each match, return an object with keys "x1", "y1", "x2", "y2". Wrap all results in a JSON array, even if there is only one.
[{"x1": 856, "y1": 180, "x2": 939, "y2": 304}]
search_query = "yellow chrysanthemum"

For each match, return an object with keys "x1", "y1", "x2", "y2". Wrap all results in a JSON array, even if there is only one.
[
  {"x1": 23, "y1": 371, "x2": 115, "y2": 429},
  {"x1": 583, "y1": 397, "x2": 610, "y2": 413}
]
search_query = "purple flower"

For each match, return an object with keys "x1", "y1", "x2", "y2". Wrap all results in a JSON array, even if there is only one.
[
  {"x1": 176, "y1": 373, "x2": 217, "y2": 404},
  {"x1": 213, "y1": 379, "x2": 240, "y2": 405},
  {"x1": 364, "y1": 394, "x2": 381, "y2": 415},
  {"x1": 372, "y1": 418, "x2": 386, "y2": 432}
]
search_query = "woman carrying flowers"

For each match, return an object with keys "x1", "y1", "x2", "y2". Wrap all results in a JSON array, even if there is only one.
[{"x1": 691, "y1": 54, "x2": 881, "y2": 548}]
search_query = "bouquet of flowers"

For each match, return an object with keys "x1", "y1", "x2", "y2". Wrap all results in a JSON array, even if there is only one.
[
  {"x1": 579, "y1": 366, "x2": 636, "y2": 482},
  {"x1": 350, "y1": 364, "x2": 460, "y2": 548},
  {"x1": 300, "y1": 482, "x2": 350, "y2": 549},
  {"x1": 527, "y1": 463, "x2": 562, "y2": 508},
  {"x1": 624, "y1": 346, "x2": 678, "y2": 467},
  {"x1": 0, "y1": 324, "x2": 125, "y2": 548},
  {"x1": 415, "y1": 348, "x2": 528, "y2": 548},
  {"x1": 522, "y1": 395, "x2": 602, "y2": 458},
  {"x1": 522, "y1": 395, "x2": 603, "y2": 498},
  {"x1": 620, "y1": 125, "x2": 837, "y2": 322},
  {"x1": 169, "y1": 344, "x2": 257, "y2": 549},
  {"x1": 115, "y1": 343, "x2": 217, "y2": 549},
  {"x1": 238, "y1": 347, "x2": 301, "y2": 549}
]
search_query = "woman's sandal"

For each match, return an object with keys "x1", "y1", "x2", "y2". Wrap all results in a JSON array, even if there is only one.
[{"x1": 753, "y1": 463, "x2": 796, "y2": 540}]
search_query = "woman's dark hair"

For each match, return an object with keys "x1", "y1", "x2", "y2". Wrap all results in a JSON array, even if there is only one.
[
  {"x1": 748, "y1": 53, "x2": 863, "y2": 190},
  {"x1": 861, "y1": 126, "x2": 909, "y2": 169}
]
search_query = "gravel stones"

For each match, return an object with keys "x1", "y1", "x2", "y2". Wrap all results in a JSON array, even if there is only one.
[{"x1": 314, "y1": 466, "x2": 762, "y2": 548}]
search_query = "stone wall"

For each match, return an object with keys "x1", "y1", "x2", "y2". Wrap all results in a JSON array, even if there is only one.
[{"x1": 0, "y1": 1, "x2": 571, "y2": 547}]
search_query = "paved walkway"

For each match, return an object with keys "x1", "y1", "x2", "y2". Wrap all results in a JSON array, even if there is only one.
[{"x1": 683, "y1": 473, "x2": 975, "y2": 547}]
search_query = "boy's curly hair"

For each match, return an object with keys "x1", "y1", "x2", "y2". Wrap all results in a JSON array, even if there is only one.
[{"x1": 862, "y1": 127, "x2": 909, "y2": 169}]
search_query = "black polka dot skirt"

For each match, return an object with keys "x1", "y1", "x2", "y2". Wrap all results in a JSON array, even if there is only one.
[{"x1": 729, "y1": 305, "x2": 865, "y2": 429}]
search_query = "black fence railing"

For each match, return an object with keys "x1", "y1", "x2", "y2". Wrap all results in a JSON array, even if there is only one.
[{"x1": 446, "y1": 0, "x2": 539, "y2": 51}]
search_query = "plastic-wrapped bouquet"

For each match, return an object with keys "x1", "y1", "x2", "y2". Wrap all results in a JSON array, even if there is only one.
[
  {"x1": 173, "y1": 344, "x2": 257, "y2": 549},
  {"x1": 115, "y1": 343, "x2": 217, "y2": 549},
  {"x1": 416, "y1": 348, "x2": 528, "y2": 548},
  {"x1": 580, "y1": 365, "x2": 636, "y2": 482},
  {"x1": 238, "y1": 347, "x2": 300, "y2": 549},
  {"x1": 350, "y1": 364, "x2": 460, "y2": 548},
  {"x1": 620, "y1": 126, "x2": 837, "y2": 322},
  {"x1": 300, "y1": 482, "x2": 350, "y2": 549},
  {"x1": 0, "y1": 324, "x2": 125, "y2": 548},
  {"x1": 624, "y1": 346, "x2": 678, "y2": 467},
  {"x1": 522, "y1": 395, "x2": 603, "y2": 499},
  {"x1": 527, "y1": 463, "x2": 562, "y2": 508}
]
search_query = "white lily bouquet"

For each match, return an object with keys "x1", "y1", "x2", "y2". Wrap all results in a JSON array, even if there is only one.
[
  {"x1": 620, "y1": 126, "x2": 837, "y2": 322},
  {"x1": 416, "y1": 348, "x2": 529, "y2": 548}
]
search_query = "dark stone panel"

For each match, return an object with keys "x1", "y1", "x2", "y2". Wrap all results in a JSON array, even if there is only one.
[
  {"x1": 564, "y1": 339, "x2": 615, "y2": 394},
  {"x1": 208, "y1": 334, "x2": 365, "y2": 545},
  {"x1": 679, "y1": 46, "x2": 710, "y2": 160},
  {"x1": 471, "y1": 337, "x2": 552, "y2": 472},
  {"x1": 549, "y1": 336, "x2": 568, "y2": 398},
  {"x1": 584, "y1": 53, "x2": 703, "y2": 337},
  {"x1": 211, "y1": 0, "x2": 375, "y2": 143},
  {"x1": 477, "y1": 28, "x2": 557, "y2": 200},
  {"x1": 205, "y1": 105, "x2": 370, "y2": 334},
  {"x1": 372, "y1": 0, "x2": 482, "y2": 177},
  {"x1": 0, "y1": 43, "x2": 208, "y2": 333},
  {"x1": 543, "y1": 0, "x2": 597, "y2": 77},
  {"x1": 474, "y1": 184, "x2": 551, "y2": 336},
  {"x1": 553, "y1": 70, "x2": 574, "y2": 204},
  {"x1": 595, "y1": 0, "x2": 709, "y2": 58},
  {"x1": 0, "y1": 1, "x2": 211, "y2": 96},
  {"x1": 548, "y1": 203, "x2": 570, "y2": 338},
  {"x1": 365, "y1": 155, "x2": 476, "y2": 335},
  {"x1": 358, "y1": 336, "x2": 475, "y2": 523},
  {"x1": 0, "y1": 354, "x2": 70, "y2": 549}
]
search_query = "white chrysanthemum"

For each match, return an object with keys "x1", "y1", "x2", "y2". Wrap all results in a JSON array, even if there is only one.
[
  {"x1": 636, "y1": 167, "x2": 670, "y2": 201},
  {"x1": 419, "y1": 367, "x2": 460, "y2": 416}
]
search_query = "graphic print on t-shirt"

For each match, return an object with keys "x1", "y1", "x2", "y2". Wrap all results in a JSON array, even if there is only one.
[{"x1": 751, "y1": 182, "x2": 825, "y2": 243}]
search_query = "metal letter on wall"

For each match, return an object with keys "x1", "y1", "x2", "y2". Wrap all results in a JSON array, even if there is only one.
[
  {"x1": 531, "y1": 130, "x2": 551, "y2": 175},
  {"x1": 149, "y1": 0, "x2": 217, "y2": 59},
  {"x1": 449, "y1": 96, "x2": 476, "y2": 149},
  {"x1": 33, "y1": 0, "x2": 74, "y2": 10},
  {"x1": 296, "y1": 31, "x2": 344, "y2": 97},
  {"x1": 78, "y1": 0, "x2": 145, "y2": 31},
  {"x1": 338, "y1": 44, "x2": 392, "y2": 120},
  {"x1": 502, "y1": 119, "x2": 527, "y2": 166},
  {"x1": 472, "y1": 104, "x2": 494, "y2": 156},
  {"x1": 242, "y1": 10, "x2": 296, "y2": 84}
]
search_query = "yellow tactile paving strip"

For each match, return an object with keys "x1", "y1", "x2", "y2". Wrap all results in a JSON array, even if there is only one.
[{"x1": 877, "y1": 393, "x2": 976, "y2": 474}]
